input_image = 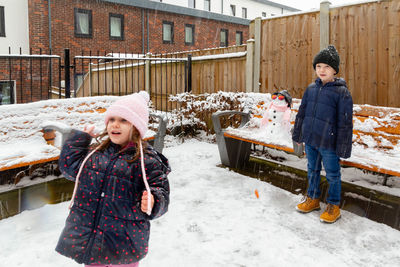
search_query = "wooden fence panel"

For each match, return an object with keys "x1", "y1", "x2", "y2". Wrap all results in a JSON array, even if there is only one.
[
  {"x1": 191, "y1": 56, "x2": 246, "y2": 94},
  {"x1": 260, "y1": 0, "x2": 400, "y2": 107},
  {"x1": 388, "y1": 0, "x2": 400, "y2": 108},
  {"x1": 260, "y1": 12, "x2": 320, "y2": 99}
]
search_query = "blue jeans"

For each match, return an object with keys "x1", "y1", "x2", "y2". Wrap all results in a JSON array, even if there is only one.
[{"x1": 305, "y1": 144, "x2": 341, "y2": 205}]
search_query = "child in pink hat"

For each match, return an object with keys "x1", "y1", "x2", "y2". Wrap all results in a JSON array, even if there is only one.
[{"x1": 56, "y1": 91, "x2": 170, "y2": 267}]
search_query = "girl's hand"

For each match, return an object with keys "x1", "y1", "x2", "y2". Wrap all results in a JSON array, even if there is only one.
[
  {"x1": 84, "y1": 125, "x2": 99, "y2": 138},
  {"x1": 141, "y1": 191, "x2": 154, "y2": 214}
]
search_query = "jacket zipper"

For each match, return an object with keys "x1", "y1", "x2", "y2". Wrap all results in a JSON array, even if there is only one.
[
  {"x1": 309, "y1": 84, "x2": 323, "y2": 140},
  {"x1": 82, "y1": 155, "x2": 119, "y2": 263}
]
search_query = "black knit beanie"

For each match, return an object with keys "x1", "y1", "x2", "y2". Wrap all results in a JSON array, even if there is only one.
[{"x1": 312, "y1": 45, "x2": 340, "y2": 74}]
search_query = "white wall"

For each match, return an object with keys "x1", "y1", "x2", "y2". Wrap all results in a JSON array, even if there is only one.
[
  {"x1": 160, "y1": 0, "x2": 295, "y2": 19},
  {"x1": 0, "y1": 0, "x2": 29, "y2": 54},
  {"x1": 223, "y1": 0, "x2": 286, "y2": 18}
]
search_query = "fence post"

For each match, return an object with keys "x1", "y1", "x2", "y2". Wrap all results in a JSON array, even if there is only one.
[
  {"x1": 253, "y1": 17, "x2": 261, "y2": 93},
  {"x1": 145, "y1": 52, "x2": 151, "y2": 94},
  {"x1": 246, "y1": 39, "x2": 255, "y2": 92},
  {"x1": 64, "y1": 48, "x2": 71, "y2": 98},
  {"x1": 187, "y1": 54, "x2": 192, "y2": 92},
  {"x1": 320, "y1": 1, "x2": 331, "y2": 49}
]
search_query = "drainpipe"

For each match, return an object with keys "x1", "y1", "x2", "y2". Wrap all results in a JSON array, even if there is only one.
[
  {"x1": 221, "y1": 0, "x2": 223, "y2": 14},
  {"x1": 48, "y1": 0, "x2": 53, "y2": 92},
  {"x1": 146, "y1": 9, "x2": 149, "y2": 53},
  {"x1": 141, "y1": 9, "x2": 144, "y2": 54},
  {"x1": 48, "y1": 0, "x2": 52, "y2": 52}
]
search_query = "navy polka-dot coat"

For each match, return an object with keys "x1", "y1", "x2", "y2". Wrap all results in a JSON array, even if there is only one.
[{"x1": 55, "y1": 130, "x2": 170, "y2": 265}]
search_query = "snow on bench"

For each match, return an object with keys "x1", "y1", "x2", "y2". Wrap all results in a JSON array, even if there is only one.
[
  {"x1": 0, "y1": 96, "x2": 166, "y2": 184},
  {"x1": 213, "y1": 98, "x2": 400, "y2": 179}
]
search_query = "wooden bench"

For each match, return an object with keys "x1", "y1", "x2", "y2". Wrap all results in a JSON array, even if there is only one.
[
  {"x1": 0, "y1": 96, "x2": 167, "y2": 185},
  {"x1": 212, "y1": 99, "x2": 400, "y2": 183}
]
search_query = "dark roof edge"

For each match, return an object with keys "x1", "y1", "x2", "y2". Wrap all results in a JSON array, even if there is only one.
[
  {"x1": 252, "y1": 0, "x2": 300, "y2": 12},
  {"x1": 102, "y1": 0, "x2": 250, "y2": 25}
]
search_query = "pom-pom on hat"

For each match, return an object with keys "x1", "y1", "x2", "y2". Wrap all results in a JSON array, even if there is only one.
[
  {"x1": 104, "y1": 91, "x2": 150, "y2": 138},
  {"x1": 313, "y1": 45, "x2": 340, "y2": 74}
]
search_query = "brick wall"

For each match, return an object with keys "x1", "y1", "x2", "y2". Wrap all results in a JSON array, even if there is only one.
[
  {"x1": 0, "y1": 58, "x2": 55, "y2": 103},
  {"x1": 29, "y1": 0, "x2": 249, "y2": 56},
  {"x1": 2, "y1": 0, "x2": 249, "y2": 104}
]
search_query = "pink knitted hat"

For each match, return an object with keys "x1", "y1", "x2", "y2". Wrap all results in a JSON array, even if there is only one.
[{"x1": 104, "y1": 91, "x2": 150, "y2": 138}]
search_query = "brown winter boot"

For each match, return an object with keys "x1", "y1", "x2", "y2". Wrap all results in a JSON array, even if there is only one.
[
  {"x1": 296, "y1": 196, "x2": 320, "y2": 213},
  {"x1": 320, "y1": 204, "x2": 341, "y2": 223}
]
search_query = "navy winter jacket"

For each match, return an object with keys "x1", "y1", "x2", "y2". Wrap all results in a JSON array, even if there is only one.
[
  {"x1": 55, "y1": 130, "x2": 170, "y2": 265},
  {"x1": 292, "y1": 77, "x2": 353, "y2": 158}
]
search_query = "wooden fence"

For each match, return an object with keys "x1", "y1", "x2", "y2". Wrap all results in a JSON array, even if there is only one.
[
  {"x1": 148, "y1": 45, "x2": 247, "y2": 95},
  {"x1": 75, "y1": 0, "x2": 400, "y2": 108},
  {"x1": 256, "y1": 0, "x2": 400, "y2": 107},
  {"x1": 75, "y1": 45, "x2": 247, "y2": 110}
]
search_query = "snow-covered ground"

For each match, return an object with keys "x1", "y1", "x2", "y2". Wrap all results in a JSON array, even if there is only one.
[{"x1": 1, "y1": 138, "x2": 400, "y2": 267}]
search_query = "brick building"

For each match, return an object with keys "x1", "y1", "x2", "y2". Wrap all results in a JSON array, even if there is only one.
[
  {"x1": 29, "y1": 0, "x2": 250, "y2": 56},
  {"x1": 1, "y1": 0, "x2": 250, "y2": 104}
]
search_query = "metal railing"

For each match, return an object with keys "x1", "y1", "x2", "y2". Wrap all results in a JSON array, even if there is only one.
[
  {"x1": 0, "y1": 48, "x2": 61, "y2": 104},
  {"x1": 0, "y1": 48, "x2": 192, "y2": 113},
  {"x1": 73, "y1": 51, "x2": 192, "y2": 112}
]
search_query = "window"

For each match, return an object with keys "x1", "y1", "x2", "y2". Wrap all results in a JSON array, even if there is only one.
[
  {"x1": 242, "y1": 7, "x2": 247, "y2": 18},
  {"x1": 185, "y1": 24, "x2": 194, "y2": 45},
  {"x1": 74, "y1": 8, "x2": 92, "y2": 38},
  {"x1": 262, "y1": 12, "x2": 266, "y2": 17},
  {"x1": 74, "y1": 74, "x2": 84, "y2": 92},
  {"x1": 230, "y1": 5, "x2": 236, "y2": 16},
  {"x1": 220, "y1": 29, "x2": 228, "y2": 47},
  {"x1": 188, "y1": 0, "x2": 196, "y2": 8},
  {"x1": 236, "y1": 31, "x2": 243, "y2": 45},
  {"x1": 162, "y1": 21, "x2": 174, "y2": 43},
  {"x1": 109, "y1": 13, "x2": 124, "y2": 40},
  {"x1": 204, "y1": 0, "x2": 210, "y2": 11},
  {"x1": 0, "y1": 6, "x2": 5, "y2": 37},
  {"x1": 0, "y1": 81, "x2": 15, "y2": 105}
]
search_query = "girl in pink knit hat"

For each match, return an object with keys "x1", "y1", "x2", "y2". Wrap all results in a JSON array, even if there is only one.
[{"x1": 55, "y1": 91, "x2": 170, "y2": 267}]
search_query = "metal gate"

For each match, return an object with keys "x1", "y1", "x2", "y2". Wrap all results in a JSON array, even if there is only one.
[{"x1": 0, "y1": 48, "x2": 192, "y2": 112}]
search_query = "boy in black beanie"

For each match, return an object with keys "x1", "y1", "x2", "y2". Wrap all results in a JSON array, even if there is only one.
[{"x1": 292, "y1": 45, "x2": 353, "y2": 223}]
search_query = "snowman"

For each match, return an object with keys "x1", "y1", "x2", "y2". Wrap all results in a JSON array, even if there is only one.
[{"x1": 261, "y1": 90, "x2": 292, "y2": 138}]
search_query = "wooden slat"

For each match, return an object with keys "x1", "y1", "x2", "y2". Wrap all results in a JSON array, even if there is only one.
[
  {"x1": 0, "y1": 136, "x2": 155, "y2": 173},
  {"x1": 227, "y1": 98, "x2": 400, "y2": 177},
  {"x1": 0, "y1": 156, "x2": 60, "y2": 172},
  {"x1": 354, "y1": 105, "x2": 400, "y2": 119},
  {"x1": 340, "y1": 159, "x2": 400, "y2": 177},
  {"x1": 225, "y1": 131, "x2": 400, "y2": 177},
  {"x1": 224, "y1": 132, "x2": 294, "y2": 153}
]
